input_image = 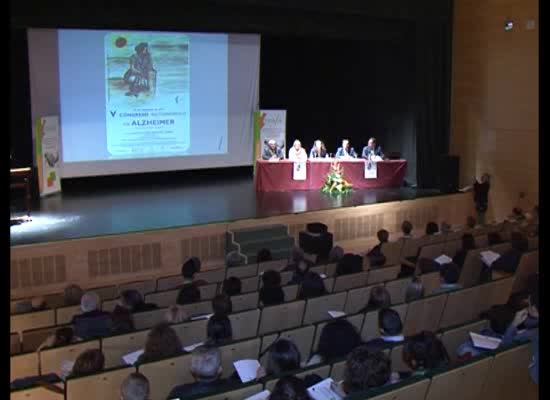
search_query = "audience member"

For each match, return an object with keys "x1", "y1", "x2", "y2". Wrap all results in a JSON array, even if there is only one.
[
  {"x1": 212, "y1": 294, "x2": 233, "y2": 316},
  {"x1": 341, "y1": 347, "x2": 392, "y2": 395},
  {"x1": 298, "y1": 271, "x2": 327, "y2": 300},
  {"x1": 206, "y1": 314, "x2": 233, "y2": 346},
  {"x1": 164, "y1": 305, "x2": 188, "y2": 324},
  {"x1": 64, "y1": 284, "x2": 84, "y2": 306},
  {"x1": 336, "y1": 253, "x2": 363, "y2": 276},
  {"x1": 269, "y1": 376, "x2": 311, "y2": 400},
  {"x1": 176, "y1": 283, "x2": 201, "y2": 306},
  {"x1": 71, "y1": 349, "x2": 105, "y2": 377},
  {"x1": 456, "y1": 304, "x2": 526, "y2": 360},
  {"x1": 307, "y1": 319, "x2": 363, "y2": 366},
  {"x1": 433, "y1": 263, "x2": 462, "y2": 294},
  {"x1": 120, "y1": 373, "x2": 150, "y2": 400},
  {"x1": 425, "y1": 222, "x2": 439, "y2": 236},
  {"x1": 328, "y1": 246, "x2": 345, "y2": 264},
  {"x1": 287, "y1": 258, "x2": 314, "y2": 285},
  {"x1": 490, "y1": 232, "x2": 528, "y2": 274},
  {"x1": 71, "y1": 291, "x2": 113, "y2": 339},
  {"x1": 453, "y1": 233, "x2": 476, "y2": 268},
  {"x1": 264, "y1": 339, "x2": 302, "y2": 377},
  {"x1": 366, "y1": 230, "x2": 388, "y2": 268},
  {"x1": 405, "y1": 277, "x2": 425, "y2": 302},
  {"x1": 360, "y1": 286, "x2": 391, "y2": 313},
  {"x1": 111, "y1": 303, "x2": 135, "y2": 334},
  {"x1": 257, "y1": 248, "x2": 273, "y2": 263},
  {"x1": 364, "y1": 308, "x2": 404, "y2": 352},
  {"x1": 401, "y1": 220, "x2": 413, "y2": 238},
  {"x1": 260, "y1": 270, "x2": 285, "y2": 306},
  {"x1": 167, "y1": 346, "x2": 226, "y2": 398},
  {"x1": 137, "y1": 323, "x2": 183, "y2": 364},
  {"x1": 181, "y1": 257, "x2": 201, "y2": 283},
  {"x1": 222, "y1": 277, "x2": 242, "y2": 297},
  {"x1": 119, "y1": 289, "x2": 158, "y2": 313},
  {"x1": 226, "y1": 251, "x2": 243, "y2": 268},
  {"x1": 401, "y1": 331, "x2": 450, "y2": 378}
]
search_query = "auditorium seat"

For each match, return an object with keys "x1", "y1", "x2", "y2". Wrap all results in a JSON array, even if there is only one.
[
  {"x1": 344, "y1": 286, "x2": 373, "y2": 315},
  {"x1": 367, "y1": 265, "x2": 400, "y2": 285},
  {"x1": 420, "y1": 272, "x2": 441, "y2": 296},
  {"x1": 56, "y1": 305, "x2": 81, "y2": 325},
  {"x1": 361, "y1": 304, "x2": 408, "y2": 342},
  {"x1": 417, "y1": 243, "x2": 445, "y2": 261},
  {"x1": 240, "y1": 276, "x2": 260, "y2": 293},
  {"x1": 323, "y1": 278, "x2": 335, "y2": 293},
  {"x1": 401, "y1": 237, "x2": 426, "y2": 259},
  {"x1": 197, "y1": 383, "x2": 264, "y2": 400},
  {"x1": 282, "y1": 284, "x2": 299, "y2": 302},
  {"x1": 403, "y1": 294, "x2": 446, "y2": 336},
  {"x1": 101, "y1": 299, "x2": 118, "y2": 313},
  {"x1": 260, "y1": 325, "x2": 315, "y2": 366},
  {"x1": 384, "y1": 277, "x2": 412, "y2": 305},
  {"x1": 264, "y1": 364, "x2": 331, "y2": 392},
  {"x1": 302, "y1": 292, "x2": 347, "y2": 325},
  {"x1": 439, "y1": 285, "x2": 482, "y2": 329},
  {"x1": 156, "y1": 274, "x2": 185, "y2": 292},
  {"x1": 510, "y1": 250, "x2": 539, "y2": 294},
  {"x1": 258, "y1": 301, "x2": 306, "y2": 335},
  {"x1": 527, "y1": 237, "x2": 538, "y2": 251},
  {"x1": 477, "y1": 277, "x2": 514, "y2": 314},
  {"x1": 474, "y1": 234, "x2": 489, "y2": 249},
  {"x1": 10, "y1": 384, "x2": 64, "y2": 400},
  {"x1": 66, "y1": 366, "x2": 134, "y2": 400},
  {"x1": 40, "y1": 339, "x2": 101, "y2": 376},
  {"x1": 219, "y1": 338, "x2": 261, "y2": 379},
  {"x1": 389, "y1": 343, "x2": 410, "y2": 373},
  {"x1": 313, "y1": 313, "x2": 364, "y2": 351},
  {"x1": 172, "y1": 318, "x2": 208, "y2": 348},
  {"x1": 333, "y1": 271, "x2": 368, "y2": 293},
  {"x1": 458, "y1": 248, "x2": 485, "y2": 288},
  {"x1": 424, "y1": 355, "x2": 493, "y2": 400},
  {"x1": 138, "y1": 353, "x2": 193, "y2": 400},
  {"x1": 117, "y1": 280, "x2": 156, "y2": 297},
  {"x1": 440, "y1": 320, "x2": 489, "y2": 363},
  {"x1": 226, "y1": 264, "x2": 258, "y2": 279},
  {"x1": 133, "y1": 308, "x2": 167, "y2": 330},
  {"x1": 330, "y1": 359, "x2": 347, "y2": 382},
  {"x1": 102, "y1": 329, "x2": 150, "y2": 368},
  {"x1": 230, "y1": 292, "x2": 259, "y2": 312},
  {"x1": 258, "y1": 259, "x2": 288, "y2": 274},
  {"x1": 199, "y1": 283, "x2": 219, "y2": 300},
  {"x1": 22, "y1": 325, "x2": 69, "y2": 353},
  {"x1": 309, "y1": 265, "x2": 327, "y2": 276},
  {"x1": 11, "y1": 309, "x2": 56, "y2": 334},
  {"x1": 11, "y1": 352, "x2": 39, "y2": 382},
  {"x1": 194, "y1": 268, "x2": 226, "y2": 284},
  {"x1": 381, "y1": 241, "x2": 404, "y2": 267},
  {"x1": 362, "y1": 377, "x2": 430, "y2": 400},
  {"x1": 326, "y1": 263, "x2": 338, "y2": 277},
  {"x1": 229, "y1": 309, "x2": 261, "y2": 341},
  {"x1": 11, "y1": 333, "x2": 20, "y2": 355},
  {"x1": 92, "y1": 285, "x2": 119, "y2": 301},
  {"x1": 144, "y1": 289, "x2": 179, "y2": 308},
  {"x1": 480, "y1": 342, "x2": 537, "y2": 400},
  {"x1": 442, "y1": 239, "x2": 462, "y2": 258}
]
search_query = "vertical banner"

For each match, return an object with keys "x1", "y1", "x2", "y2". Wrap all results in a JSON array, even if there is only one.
[
  {"x1": 253, "y1": 110, "x2": 287, "y2": 173},
  {"x1": 35, "y1": 116, "x2": 62, "y2": 196},
  {"x1": 364, "y1": 160, "x2": 378, "y2": 179}
]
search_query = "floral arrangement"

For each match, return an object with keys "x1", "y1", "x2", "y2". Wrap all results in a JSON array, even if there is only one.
[{"x1": 321, "y1": 160, "x2": 353, "y2": 194}]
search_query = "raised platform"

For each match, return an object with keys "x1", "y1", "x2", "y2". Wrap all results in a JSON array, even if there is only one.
[{"x1": 10, "y1": 175, "x2": 474, "y2": 299}]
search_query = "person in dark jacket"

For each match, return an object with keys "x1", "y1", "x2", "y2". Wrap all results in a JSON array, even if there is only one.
[
  {"x1": 336, "y1": 253, "x2": 363, "y2": 276},
  {"x1": 473, "y1": 173, "x2": 490, "y2": 225},
  {"x1": 259, "y1": 270, "x2": 285, "y2": 306},
  {"x1": 71, "y1": 291, "x2": 113, "y2": 339},
  {"x1": 364, "y1": 308, "x2": 404, "y2": 352},
  {"x1": 366, "y1": 230, "x2": 388, "y2": 268}
]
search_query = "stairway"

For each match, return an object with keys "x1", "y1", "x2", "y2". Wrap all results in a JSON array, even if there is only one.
[{"x1": 226, "y1": 224, "x2": 294, "y2": 264}]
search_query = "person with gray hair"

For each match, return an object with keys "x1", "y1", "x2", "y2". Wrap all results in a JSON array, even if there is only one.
[
  {"x1": 167, "y1": 346, "x2": 227, "y2": 398},
  {"x1": 71, "y1": 291, "x2": 113, "y2": 339},
  {"x1": 328, "y1": 246, "x2": 345, "y2": 263},
  {"x1": 262, "y1": 139, "x2": 285, "y2": 160},
  {"x1": 121, "y1": 372, "x2": 150, "y2": 400},
  {"x1": 226, "y1": 251, "x2": 243, "y2": 268}
]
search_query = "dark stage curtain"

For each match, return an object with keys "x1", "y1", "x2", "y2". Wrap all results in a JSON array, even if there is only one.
[{"x1": 414, "y1": 22, "x2": 452, "y2": 188}]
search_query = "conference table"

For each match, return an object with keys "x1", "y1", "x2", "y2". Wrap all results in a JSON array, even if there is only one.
[{"x1": 255, "y1": 159, "x2": 407, "y2": 192}]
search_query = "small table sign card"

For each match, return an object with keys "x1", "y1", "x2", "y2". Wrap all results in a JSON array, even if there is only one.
[
  {"x1": 293, "y1": 161, "x2": 307, "y2": 181},
  {"x1": 364, "y1": 160, "x2": 377, "y2": 179}
]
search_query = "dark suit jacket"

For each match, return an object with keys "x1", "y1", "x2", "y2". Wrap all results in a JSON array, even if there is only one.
[
  {"x1": 335, "y1": 147, "x2": 358, "y2": 158},
  {"x1": 261, "y1": 146, "x2": 284, "y2": 160},
  {"x1": 167, "y1": 379, "x2": 227, "y2": 399},
  {"x1": 367, "y1": 243, "x2": 386, "y2": 268},
  {"x1": 491, "y1": 249, "x2": 523, "y2": 273},
  {"x1": 71, "y1": 310, "x2": 113, "y2": 339},
  {"x1": 361, "y1": 145, "x2": 385, "y2": 159}
]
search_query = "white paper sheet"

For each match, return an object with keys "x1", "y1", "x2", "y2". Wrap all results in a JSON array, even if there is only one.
[
  {"x1": 183, "y1": 342, "x2": 204, "y2": 353},
  {"x1": 470, "y1": 332, "x2": 502, "y2": 350},
  {"x1": 234, "y1": 359, "x2": 261, "y2": 383},
  {"x1": 307, "y1": 378, "x2": 343, "y2": 400},
  {"x1": 190, "y1": 313, "x2": 213, "y2": 321},
  {"x1": 328, "y1": 311, "x2": 346, "y2": 319},
  {"x1": 434, "y1": 254, "x2": 453, "y2": 265},
  {"x1": 122, "y1": 349, "x2": 144, "y2": 365},
  {"x1": 480, "y1": 251, "x2": 501, "y2": 267}
]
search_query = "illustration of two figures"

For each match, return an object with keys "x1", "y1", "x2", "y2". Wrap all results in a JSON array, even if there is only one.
[{"x1": 123, "y1": 42, "x2": 156, "y2": 97}]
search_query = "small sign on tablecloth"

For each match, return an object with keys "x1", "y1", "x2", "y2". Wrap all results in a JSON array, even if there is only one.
[
  {"x1": 293, "y1": 162, "x2": 307, "y2": 181},
  {"x1": 364, "y1": 160, "x2": 377, "y2": 179}
]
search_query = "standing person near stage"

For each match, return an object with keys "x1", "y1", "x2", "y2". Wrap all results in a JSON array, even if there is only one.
[
  {"x1": 335, "y1": 139, "x2": 358, "y2": 159},
  {"x1": 362, "y1": 137, "x2": 385, "y2": 160},
  {"x1": 288, "y1": 140, "x2": 308, "y2": 161},
  {"x1": 262, "y1": 139, "x2": 285, "y2": 160},
  {"x1": 309, "y1": 140, "x2": 328, "y2": 159},
  {"x1": 462, "y1": 173, "x2": 491, "y2": 225}
]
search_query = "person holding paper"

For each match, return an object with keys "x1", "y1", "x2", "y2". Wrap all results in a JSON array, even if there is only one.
[
  {"x1": 338, "y1": 346, "x2": 393, "y2": 396},
  {"x1": 361, "y1": 137, "x2": 385, "y2": 160},
  {"x1": 309, "y1": 139, "x2": 328, "y2": 159},
  {"x1": 288, "y1": 139, "x2": 308, "y2": 161},
  {"x1": 400, "y1": 332, "x2": 450, "y2": 379},
  {"x1": 262, "y1": 139, "x2": 285, "y2": 160},
  {"x1": 335, "y1": 139, "x2": 358, "y2": 159},
  {"x1": 432, "y1": 263, "x2": 462, "y2": 294},
  {"x1": 167, "y1": 346, "x2": 228, "y2": 399}
]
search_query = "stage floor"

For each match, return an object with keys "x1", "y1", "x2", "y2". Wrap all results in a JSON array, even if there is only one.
[{"x1": 10, "y1": 177, "x2": 444, "y2": 247}]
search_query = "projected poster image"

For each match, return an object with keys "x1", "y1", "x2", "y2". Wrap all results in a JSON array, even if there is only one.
[{"x1": 104, "y1": 32, "x2": 190, "y2": 158}]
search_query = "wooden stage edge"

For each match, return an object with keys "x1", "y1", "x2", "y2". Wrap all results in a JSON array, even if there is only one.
[{"x1": 11, "y1": 192, "x2": 474, "y2": 299}]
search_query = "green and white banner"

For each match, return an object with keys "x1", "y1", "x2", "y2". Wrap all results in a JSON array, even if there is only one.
[
  {"x1": 35, "y1": 116, "x2": 62, "y2": 196},
  {"x1": 253, "y1": 109, "x2": 287, "y2": 168}
]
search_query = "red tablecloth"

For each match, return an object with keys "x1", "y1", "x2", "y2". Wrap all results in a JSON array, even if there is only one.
[{"x1": 255, "y1": 159, "x2": 407, "y2": 192}]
